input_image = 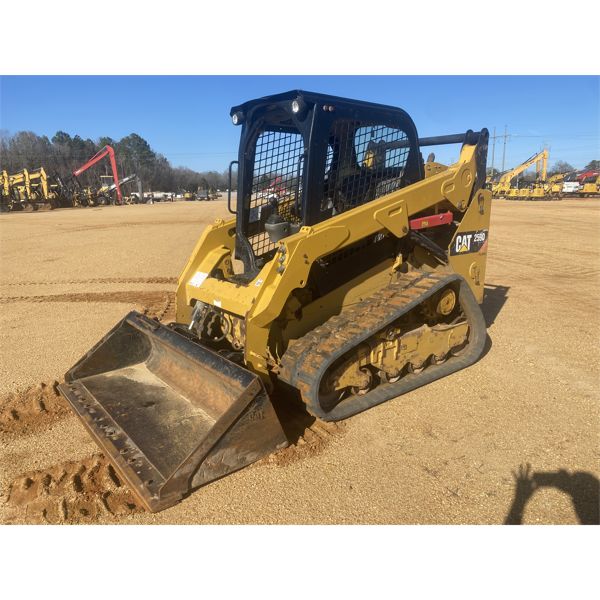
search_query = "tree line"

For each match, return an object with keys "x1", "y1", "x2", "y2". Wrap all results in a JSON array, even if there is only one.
[{"x1": 0, "y1": 130, "x2": 237, "y2": 192}]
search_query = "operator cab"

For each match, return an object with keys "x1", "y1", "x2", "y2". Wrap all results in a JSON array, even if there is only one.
[{"x1": 229, "y1": 90, "x2": 423, "y2": 276}]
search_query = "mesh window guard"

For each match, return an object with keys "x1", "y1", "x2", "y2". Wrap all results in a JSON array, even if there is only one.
[
  {"x1": 325, "y1": 122, "x2": 409, "y2": 215},
  {"x1": 249, "y1": 129, "x2": 305, "y2": 257}
]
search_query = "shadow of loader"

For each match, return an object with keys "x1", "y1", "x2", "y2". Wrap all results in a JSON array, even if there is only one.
[{"x1": 482, "y1": 283, "x2": 510, "y2": 328}]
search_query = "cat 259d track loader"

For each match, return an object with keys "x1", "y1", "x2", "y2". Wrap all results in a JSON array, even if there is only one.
[{"x1": 58, "y1": 91, "x2": 492, "y2": 512}]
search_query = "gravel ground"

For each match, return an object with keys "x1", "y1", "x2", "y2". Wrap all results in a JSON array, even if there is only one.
[{"x1": 0, "y1": 198, "x2": 598, "y2": 524}]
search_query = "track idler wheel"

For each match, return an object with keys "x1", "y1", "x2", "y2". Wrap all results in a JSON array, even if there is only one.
[{"x1": 350, "y1": 367, "x2": 374, "y2": 396}]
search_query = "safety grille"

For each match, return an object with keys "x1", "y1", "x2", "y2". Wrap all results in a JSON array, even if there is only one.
[
  {"x1": 325, "y1": 122, "x2": 409, "y2": 215},
  {"x1": 249, "y1": 129, "x2": 305, "y2": 257}
]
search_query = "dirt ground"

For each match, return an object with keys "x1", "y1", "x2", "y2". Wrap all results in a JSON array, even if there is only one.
[{"x1": 0, "y1": 198, "x2": 598, "y2": 525}]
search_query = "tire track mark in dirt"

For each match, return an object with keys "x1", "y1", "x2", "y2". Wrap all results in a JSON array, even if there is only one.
[
  {"x1": 1, "y1": 290, "x2": 177, "y2": 323},
  {"x1": 153, "y1": 291, "x2": 176, "y2": 323},
  {"x1": 64, "y1": 219, "x2": 198, "y2": 232},
  {"x1": 4, "y1": 396, "x2": 347, "y2": 523},
  {"x1": 262, "y1": 396, "x2": 347, "y2": 467},
  {"x1": 5, "y1": 276, "x2": 177, "y2": 286},
  {"x1": 1, "y1": 290, "x2": 172, "y2": 306},
  {"x1": 264, "y1": 419, "x2": 346, "y2": 467},
  {"x1": 0, "y1": 382, "x2": 69, "y2": 439},
  {"x1": 5, "y1": 454, "x2": 143, "y2": 524}
]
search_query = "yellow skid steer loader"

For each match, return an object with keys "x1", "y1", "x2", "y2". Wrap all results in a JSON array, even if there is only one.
[{"x1": 58, "y1": 91, "x2": 492, "y2": 512}]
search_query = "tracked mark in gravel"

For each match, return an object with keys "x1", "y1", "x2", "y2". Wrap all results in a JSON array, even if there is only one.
[
  {"x1": 6, "y1": 454, "x2": 143, "y2": 524},
  {"x1": 152, "y1": 291, "x2": 176, "y2": 323},
  {"x1": 1, "y1": 289, "x2": 173, "y2": 308},
  {"x1": 5, "y1": 276, "x2": 177, "y2": 286},
  {"x1": 1, "y1": 290, "x2": 176, "y2": 323},
  {"x1": 65, "y1": 219, "x2": 198, "y2": 232},
  {"x1": 261, "y1": 396, "x2": 347, "y2": 467},
  {"x1": 1, "y1": 290, "x2": 169, "y2": 304},
  {"x1": 265, "y1": 419, "x2": 346, "y2": 467},
  {"x1": 1, "y1": 290, "x2": 176, "y2": 324},
  {"x1": 0, "y1": 381, "x2": 70, "y2": 439}
]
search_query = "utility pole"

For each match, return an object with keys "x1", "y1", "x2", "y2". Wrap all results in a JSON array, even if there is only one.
[
  {"x1": 501, "y1": 125, "x2": 508, "y2": 172},
  {"x1": 490, "y1": 127, "x2": 496, "y2": 174}
]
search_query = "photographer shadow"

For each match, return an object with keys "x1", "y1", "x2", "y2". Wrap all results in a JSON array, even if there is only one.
[{"x1": 505, "y1": 464, "x2": 600, "y2": 525}]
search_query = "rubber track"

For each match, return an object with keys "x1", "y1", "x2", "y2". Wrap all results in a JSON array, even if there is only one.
[{"x1": 279, "y1": 271, "x2": 487, "y2": 421}]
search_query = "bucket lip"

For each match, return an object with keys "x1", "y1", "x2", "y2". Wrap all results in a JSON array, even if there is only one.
[
  {"x1": 58, "y1": 375, "x2": 268, "y2": 513},
  {"x1": 57, "y1": 380, "x2": 167, "y2": 511}
]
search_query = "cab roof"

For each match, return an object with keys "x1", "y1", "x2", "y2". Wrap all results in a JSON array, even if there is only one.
[{"x1": 230, "y1": 90, "x2": 409, "y2": 118}]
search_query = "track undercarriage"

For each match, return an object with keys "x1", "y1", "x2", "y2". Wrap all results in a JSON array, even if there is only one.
[{"x1": 279, "y1": 270, "x2": 486, "y2": 421}]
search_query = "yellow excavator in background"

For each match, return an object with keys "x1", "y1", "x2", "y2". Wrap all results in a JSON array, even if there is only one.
[
  {"x1": 28, "y1": 168, "x2": 73, "y2": 209},
  {"x1": 0, "y1": 170, "x2": 11, "y2": 210},
  {"x1": 545, "y1": 171, "x2": 572, "y2": 197},
  {"x1": 579, "y1": 173, "x2": 600, "y2": 197},
  {"x1": 8, "y1": 169, "x2": 32, "y2": 209},
  {"x1": 492, "y1": 149, "x2": 549, "y2": 200},
  {"x1": 58, "y1": 91, "x2": 493, "y2": 512},
  {"x1": 2, "y1": 167, "x2": 72, "y2": 210}
]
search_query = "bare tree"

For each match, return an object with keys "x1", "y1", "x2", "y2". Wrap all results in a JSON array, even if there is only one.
[{"x1": 548, "y1": 160, "x2": 575, "y2": 176}]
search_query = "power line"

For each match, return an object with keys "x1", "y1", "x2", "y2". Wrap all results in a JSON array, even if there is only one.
[
  {"x1": 490, "y1": 126, "x2": 496, "y2": 173},
  {"x1": 501, "y1": 126, "x2": 508, "y2": 172},
  {"x1": 509, "y1": 133, "x2": 599, "y2": 139}
]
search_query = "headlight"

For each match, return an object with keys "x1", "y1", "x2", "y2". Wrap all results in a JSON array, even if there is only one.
[
  {"x1": 232, "y1": 111, "x2": 244, "y2": 125},
  {"x1": 291, "y1": 97, "x2": 306, "y2": 115}
]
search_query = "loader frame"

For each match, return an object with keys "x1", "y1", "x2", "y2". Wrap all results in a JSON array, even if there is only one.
[
  {"x1": 177, "y1": 92, "x2": 491, "y2": 381},
  {"x1": 60, "y1": 90, "x2": 493, "y2": 512}
]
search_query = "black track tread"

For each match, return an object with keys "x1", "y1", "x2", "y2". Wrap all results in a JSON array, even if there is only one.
[{"x1": 279, "y1": 270, "x2": 486, "y2": 421}]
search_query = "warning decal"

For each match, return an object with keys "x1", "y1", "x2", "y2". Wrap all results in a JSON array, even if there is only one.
[{"x1": 190, "y1": 271, "x2": 209, "y2": 288}]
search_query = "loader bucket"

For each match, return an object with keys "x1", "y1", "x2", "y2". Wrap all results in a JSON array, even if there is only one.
[{"x1": 57, "y1": 311, "x2": 288, "y2": 512}]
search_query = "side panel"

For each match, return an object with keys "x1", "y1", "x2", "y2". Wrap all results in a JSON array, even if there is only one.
[
  {"x1": 175, "y1": 217, "x2": 237, "y2": 324},
  {"x1": 448, "y1": 189, "x2": 492, "y2": 303}
]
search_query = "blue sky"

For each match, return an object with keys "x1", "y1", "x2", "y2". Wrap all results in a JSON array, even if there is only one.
[{"x1": 1, "y1": 76, "x2": 598, "y2": 172}]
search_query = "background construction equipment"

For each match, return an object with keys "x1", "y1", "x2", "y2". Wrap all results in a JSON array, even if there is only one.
[
  {"x1": 72, "y1": 145, "x2": 123, "y2": 205},
  {"x1": 490, "y1": 150, "x2": 554, "y2": 200}
]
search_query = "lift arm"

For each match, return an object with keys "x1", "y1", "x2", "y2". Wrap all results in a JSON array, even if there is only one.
[{"x1": 73, "y1": 145, "x2": 122, "y2": 204}]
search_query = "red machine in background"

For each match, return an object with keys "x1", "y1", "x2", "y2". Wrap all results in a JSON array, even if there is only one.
[
  {"x1": 73, "y1": 145, "x2": 123, "y2": 204},
  {"x1": 576, "y1": 170, "x2": 599, "y2": 183}
]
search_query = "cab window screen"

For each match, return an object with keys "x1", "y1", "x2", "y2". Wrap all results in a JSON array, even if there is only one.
[
  {"x1": 248, "y1": 129, "x2": 304, "y2": 257},
  {"x1": 324, "y1": 121, "x2": 409, "y2": 215}
]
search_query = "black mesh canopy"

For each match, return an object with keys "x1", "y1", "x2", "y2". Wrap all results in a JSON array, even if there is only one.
[{"x1": 232, "y1": 91, "x2": 421, "y2": 272}]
